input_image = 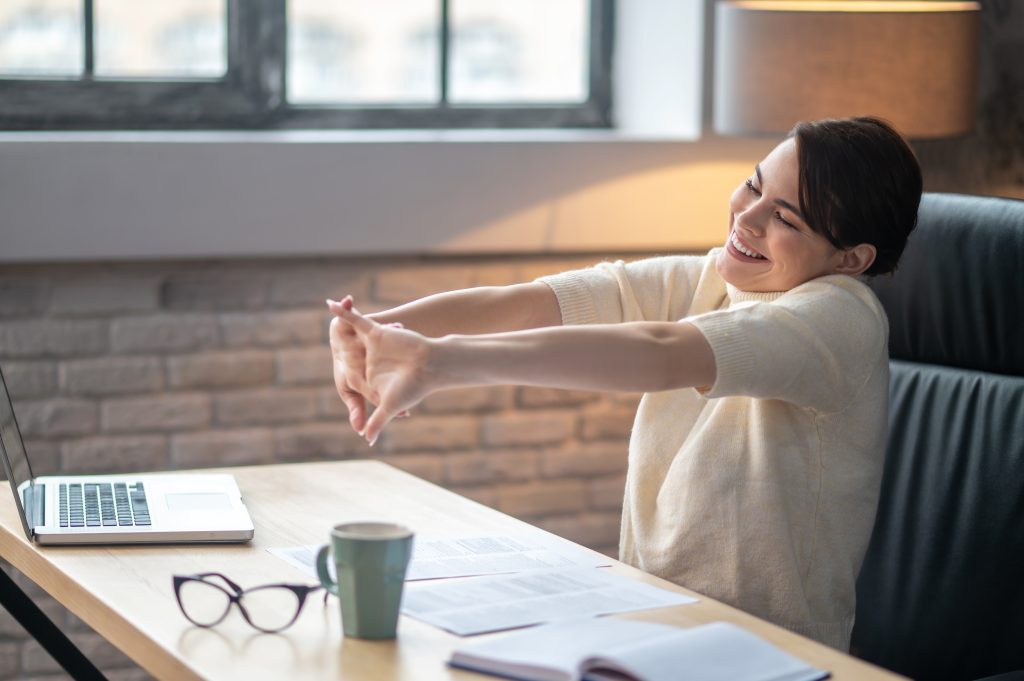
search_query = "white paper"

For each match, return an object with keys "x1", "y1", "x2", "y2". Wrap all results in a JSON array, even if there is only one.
[
  {"x1": 267, "y1": 533, "x2": 611, "y2": 582},
  {"x1": 401, "y1": 567, "x2": 698, "y2": 636}
]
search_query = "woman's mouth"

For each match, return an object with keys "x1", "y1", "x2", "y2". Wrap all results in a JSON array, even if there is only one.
[{"x1": 728, "y1": 231, "x2": 767, "y2": 261}]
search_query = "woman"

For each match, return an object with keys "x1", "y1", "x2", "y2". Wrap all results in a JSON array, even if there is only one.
[{"x1": 327, "y1": 116, "x2": 922, "y2": 651}]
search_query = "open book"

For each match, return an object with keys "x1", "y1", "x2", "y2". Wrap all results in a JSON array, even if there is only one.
[{"x1": 449, "y1": 618, "x2": 829, "y2": 681}]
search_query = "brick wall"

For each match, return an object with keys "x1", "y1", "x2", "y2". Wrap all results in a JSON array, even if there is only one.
[{"x1": 0, "y1": 252, "x2": 651, "y2": 680}]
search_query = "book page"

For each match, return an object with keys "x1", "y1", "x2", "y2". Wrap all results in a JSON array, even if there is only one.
[
  {"x1": 586, "y1": 622, "x2": 829, "y2": 681},
  {"x1": 268, "y1": 533, "x2": 610, "y2": 582},
  {"x1": 451, "y1": 617, "x2": 678, "y2": 681},
  {"x1": 403, "y1": 567, "x2": 697, "y2": 636}
]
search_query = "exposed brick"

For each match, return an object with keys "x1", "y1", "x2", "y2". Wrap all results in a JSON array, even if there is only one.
[
  {"x1": 495, "y1": 479, "x2": 588, "y2": 519},
  {"x1": 518, "y1": 257, "x2": 604, "y2": 282},
  {"x1": 318, "y1": 387, "x2": 348, "y2": 420},
  {"x1": 14, "y1": 398, "x2": 98, "y2": 438},
  {"x1": 0, "y1": 276, "x2": 49, "y2": 318},
  {"x1": 171, "y1": 429, "x2": 274, "y2": 468},
  {"x1": 111, "y1": 314, "x2": 220, "y2": 354},
  {"x1": 379, "y1": 415, "x2": 478, "y2": 452},
  {"x1": 540, "y1": 442, "x2": 627, "y2": 478},
  {"x1": 1, "y1": 361, "x2": 58, "y2": 399},
  {"x1": 22, "y1": 630, "x2": 135, "y2": 673},
  {"x1": 269, "y1": 266, "x2": 371, "y2": 308},
  {"x1": 517, "y1": 387, "x2": 600, "y2": 409},
  {"x1": 535, "y1": 512, "x2": 621, "y2": 552},
  {"x1": 273, "y1": 423, "x2": 366, "y2": 461},
  {"x1": 50, "y1": 277, "x2": 159, "y2": 316},
  {"x1": 102, "y1": 394, "x2": 211, "y2": 432},
  {"x1": 579, "y1": 404, "x2": 636, "y2": 441},
  {"x1": 481, "y1": 412, "x2": 575, "y2": 447},
  {"x1": 214, "y1": 388, "x2": 318, "y2": 426},
  {"x1": 469, "y1": 262, "x2": 522, "y2": 287},
  {"x1": 60, "y1": 357, "x2": 164, "y2": 396},
  {"x1": 0, "y1": 319, "x2": 107, "y2": 358},
  {"x1": 372, "y1": 266, "x2": 477, "y2": 305},
  {"x1": 444, "y1": 449, "x2": 540, "y2": 486},
  {"x1": 379, "y1": 453, "x2": 445, "y2": 485},
  {"x1": 276, "y1": 346, "x2": 332, "y2": 385},
  {"x1": 161, "y1": 274, "x2": 270, "y2": 311},
  {"x1": 23, "y1": 440, "x2": 61, "y2": 476},
  {"x1": 588, "y1": 474, "x2": 627, "y2": 511},
  {"x1": 447, "y1": 485, "x2": 498, "y2": 509},
  {"x1": 167, "y1": 350, "x2": 274, "y2": 389},
  {"x1": 0, "y1": 640, "x2": 20, "y2": 677},
  {"x1": 220, "y1": 310, "x2": 327, "y2": 348},
  {"x1": 61, "y1": 435, "x2": 168, "y2": 474},
  {"x1": 18, "y1": 636, "x2": 64, "y2": 674},
  {"x1": 609, "y1": 392, "x2": 644, "y2": 408},
  {"x1": 419, "y1": 386, "x2": 513, "y2": 414}
]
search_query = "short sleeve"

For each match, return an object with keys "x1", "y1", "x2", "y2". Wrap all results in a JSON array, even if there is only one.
[
  {"x1": 537, "y1": 255, "x2": 711, "y2": 326},
  {"x1": 686, "y1": 276, "x2": 888, "y2": 413}
]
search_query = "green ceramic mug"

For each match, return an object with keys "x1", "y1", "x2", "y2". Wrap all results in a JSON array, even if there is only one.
[{"x1": 315, "y1": 522, "x2": 414, "y2": 639}]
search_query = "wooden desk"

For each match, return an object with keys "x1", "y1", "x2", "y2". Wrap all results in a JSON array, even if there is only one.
[{"x1": 1, "y1": 460, "x2": 902, "y2": 680}]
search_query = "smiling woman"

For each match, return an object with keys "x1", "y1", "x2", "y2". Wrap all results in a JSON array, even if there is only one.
[{"x1": 326, "y1": 115, "x2": 923, "y2": 653}]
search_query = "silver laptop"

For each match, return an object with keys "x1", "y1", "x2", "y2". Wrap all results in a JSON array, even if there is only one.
[{"x1": 1, "y1": 365, "x2": 254, "y2": 545}]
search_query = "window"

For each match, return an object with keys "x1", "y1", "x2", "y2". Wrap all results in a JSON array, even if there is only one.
[{"x1": 0, "y1": 0, "x2": 612, "y2": 130}]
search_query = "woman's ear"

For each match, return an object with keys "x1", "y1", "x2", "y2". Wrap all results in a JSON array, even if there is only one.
[{"x1": 833, "y1": 243, "x2": 877, "y2": 277}]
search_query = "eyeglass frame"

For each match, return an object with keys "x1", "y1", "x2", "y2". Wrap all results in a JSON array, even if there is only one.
[{"x1": 172, "y1": 571, "x2": 327, "y2": 634}]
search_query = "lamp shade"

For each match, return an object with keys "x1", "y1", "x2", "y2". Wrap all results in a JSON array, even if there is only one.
[{"x1": 713, "y1": 1, "x2": 981, "y2": 137}]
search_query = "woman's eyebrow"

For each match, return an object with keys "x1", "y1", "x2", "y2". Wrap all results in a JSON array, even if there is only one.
[{"x1": 755, "y1": 163, "x2": 805, "y2": 222}]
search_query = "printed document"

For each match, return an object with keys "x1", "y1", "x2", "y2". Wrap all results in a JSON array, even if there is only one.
[
  {"x1": 401, "y1": 567, "x2": 697, "y2": 636},
  {"x1": 268, "y1": 533, "x2": 611, "y2": 582}
]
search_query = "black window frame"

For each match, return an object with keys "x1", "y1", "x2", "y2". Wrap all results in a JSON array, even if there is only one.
[{"x1": 0, "y1": 0, "x2": 613, "y2": 131}]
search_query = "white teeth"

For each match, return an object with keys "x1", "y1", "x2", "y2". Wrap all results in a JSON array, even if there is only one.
[{"x1": 731, "y1": 232, "x2": 765, "y2": 259}]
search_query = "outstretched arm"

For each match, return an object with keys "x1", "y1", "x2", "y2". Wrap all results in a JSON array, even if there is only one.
[
  {"x1": 333, "y1": 296, "x2": 716, "y2": 446},
  {"x1": 328, "y1": 282, "x2": 561, "y2": 433}
]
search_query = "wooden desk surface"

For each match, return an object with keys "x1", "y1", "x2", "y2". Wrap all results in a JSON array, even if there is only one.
[{"x1": 0, "y1": 460, "x2": 903, "y2": 681}]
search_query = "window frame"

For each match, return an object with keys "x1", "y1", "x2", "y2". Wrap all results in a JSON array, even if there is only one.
[{"x1": 0, "y1": 0, "x2": 613, "y2": 131}]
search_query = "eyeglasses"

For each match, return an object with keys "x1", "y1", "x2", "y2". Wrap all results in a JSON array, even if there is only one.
[{"x1": 173, "y1": 572, "x2": 327, "y2": 633}]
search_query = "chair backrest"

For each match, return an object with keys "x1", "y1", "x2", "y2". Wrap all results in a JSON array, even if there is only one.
[{"x1": 852, "y1": 193, "x2": 1024, "y2": 680}]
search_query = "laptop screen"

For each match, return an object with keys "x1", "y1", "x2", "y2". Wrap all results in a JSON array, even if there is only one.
[{"x1": 0, "y1": 365, "x2": 37, "y2": 537}]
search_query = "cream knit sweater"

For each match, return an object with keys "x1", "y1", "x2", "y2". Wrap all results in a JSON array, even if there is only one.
[{"x1": 538, "y1": 249, "x2": 888, "y2": 651}]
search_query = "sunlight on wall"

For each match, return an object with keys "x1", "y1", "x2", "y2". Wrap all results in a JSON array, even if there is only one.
[{"x1": 436, "y1": 160, "x2": 753, "y2": 254}]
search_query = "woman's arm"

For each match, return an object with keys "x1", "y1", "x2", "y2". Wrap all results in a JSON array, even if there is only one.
[
  {"x1": 329, "y1": 282, "x2": 561, "y2": 432},
  {"x1": 368, "y1": 282, "x2": 562, "y2": 336},
  {"x1": 332, "y1": 297, "x2": 716, "y2": 445}
]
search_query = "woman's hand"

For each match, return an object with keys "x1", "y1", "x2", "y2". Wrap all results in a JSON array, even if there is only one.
[
  {"x1": 327, "y1": 298, "x2": 373, "y2": 434},
  {"x1": 328, "y1": 296, "x2": 435, "y2": 446}
]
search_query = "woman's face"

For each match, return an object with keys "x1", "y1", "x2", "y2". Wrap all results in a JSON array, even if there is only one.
[{"x1": 717, "y1": 138, "x2": 849, "y2": 292}]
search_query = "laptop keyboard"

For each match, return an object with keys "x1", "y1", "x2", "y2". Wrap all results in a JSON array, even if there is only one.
[{"x1": 58, "y1": 482, "x2": 151, "y2": 528}]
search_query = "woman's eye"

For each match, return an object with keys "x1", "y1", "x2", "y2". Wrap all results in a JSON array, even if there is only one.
[
  {"x1": 744, "y1": 178, "x2": 761, "y2": 195},
  {"x1": 774, "y1": 211, "x2": 796, "y2": 229}
]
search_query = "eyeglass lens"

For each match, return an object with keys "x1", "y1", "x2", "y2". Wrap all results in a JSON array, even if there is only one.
[
  {"x1": 238, "y1": 586, "x2": 303, "y2": 632},
  {"x1": 177, "y1": 579, "x2": 232, "y2": 627}
]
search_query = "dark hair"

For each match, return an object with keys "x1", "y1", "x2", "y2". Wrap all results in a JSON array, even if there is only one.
[{"x1": 790, "y1": 117, "x2": 922, "y2": 276}]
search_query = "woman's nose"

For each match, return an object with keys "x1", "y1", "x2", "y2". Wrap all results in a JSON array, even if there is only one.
[{"x1": 736, "y1": 205, "x2": 766, "y2": 236}]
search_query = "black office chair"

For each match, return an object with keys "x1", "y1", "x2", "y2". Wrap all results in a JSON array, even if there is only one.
[{"x1": 852, "y1": 193, "x2": 1024, "y2": 681}]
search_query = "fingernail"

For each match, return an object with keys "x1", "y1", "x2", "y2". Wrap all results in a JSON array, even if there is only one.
[{"x1": 368, "y1": 436, "x2": 377, "y2": 447}]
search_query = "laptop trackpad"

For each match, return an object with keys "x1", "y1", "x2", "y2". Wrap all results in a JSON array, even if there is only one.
[{"x1": 165, "y1": 492, "x2": 232, "y2": 511}]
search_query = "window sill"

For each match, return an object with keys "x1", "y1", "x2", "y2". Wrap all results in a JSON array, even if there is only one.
[{"x1": 0, "y1": 128, "x2": 703, "y2": 145}]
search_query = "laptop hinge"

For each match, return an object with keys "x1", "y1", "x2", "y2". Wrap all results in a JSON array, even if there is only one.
[{"x1": 26, "y1": 482, "x2": 44, "y2": 533}]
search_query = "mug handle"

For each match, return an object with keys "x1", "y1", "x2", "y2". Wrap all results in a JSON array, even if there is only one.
[{"x1": 315, "y1": 544, "x2": 340, "y2": 596}]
